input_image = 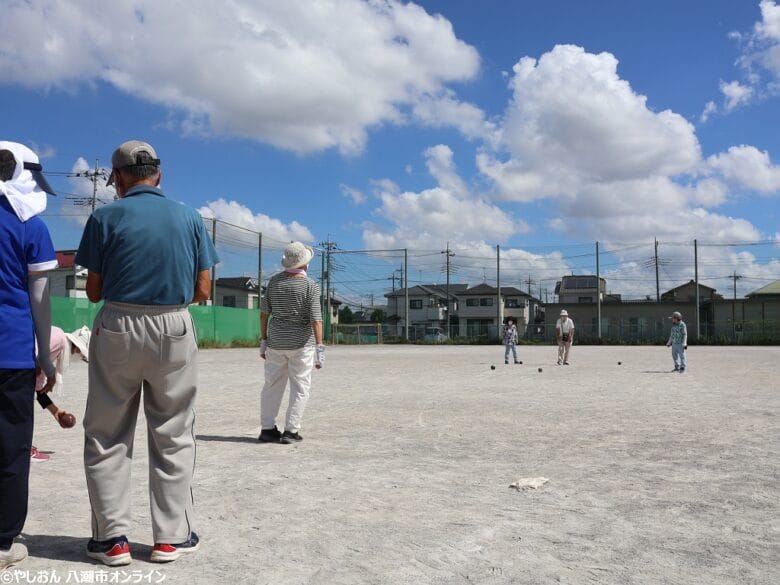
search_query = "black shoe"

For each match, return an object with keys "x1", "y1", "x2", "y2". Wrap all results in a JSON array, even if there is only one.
[
  {"x1": 679, "y1": 368, "x2": 685, "y2": 373},
  {"x1": 86, "y1": 535, "x2": 131, "y2": 566},
  {"x1": 504, "y1": 360, "x2": 509, "y2": 365},
  {"x1": 151, "y1": 532, "x2": 200, "y2": 563},
  {"x1": 258, "y1": 426, "x2": 282, "y2": 443},
  {"x1": 280, "y1": 431, "x2": 303, "y2": 444}
]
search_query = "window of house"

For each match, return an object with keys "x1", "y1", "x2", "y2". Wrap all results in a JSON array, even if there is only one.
[
  {"x1": 505, "y1": 298, "x2": 519, "y2": 308},
  {"x1": 466, "y1": 298, "x2": 479, "y2": 307},
  {"x1": 578, "y1": 296, "x2": 592, "y2": 303},
  {"x1": 466, "y1": 318, "x2": 493, "y2": 336},
  {"x1": 480, "y1": 298, "x2": 493, "y2": 307},
  {"x1": 410, "y1": 299, "x2": 423, "y2": 309},
  {"x1": 223, "y1": 295, "x2": 236, "y2": 308}
]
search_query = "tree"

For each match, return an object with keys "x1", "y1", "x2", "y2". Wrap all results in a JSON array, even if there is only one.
[
  {"x1": 370, "y1": 309, "x2": 386, "y2": 323},
  {"x1": 339, "y1": 305, "x2": 354, "y2": 324}
]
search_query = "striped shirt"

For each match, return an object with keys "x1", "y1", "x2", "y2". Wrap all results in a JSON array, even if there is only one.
[{"x1": 262, "y1": 272, "x2": 322, "y2": 350}]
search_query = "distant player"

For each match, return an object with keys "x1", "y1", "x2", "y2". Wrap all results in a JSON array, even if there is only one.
[
  {"x1": 666, "y1": 311, "x2": 688, "y2": 373},
  {"x1": 555, "y1": 309, "x2": 575, "y2": 365},
  {"x1": 503, "y1": 319, "x2": 519, "y2": 364}
]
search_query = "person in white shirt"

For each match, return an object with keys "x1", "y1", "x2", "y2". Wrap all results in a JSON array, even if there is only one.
[{"x1": 555, "y1": 309, "x2": 575, "y2": 365}]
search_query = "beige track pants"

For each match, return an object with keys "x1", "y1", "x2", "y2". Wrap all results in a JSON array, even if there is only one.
[{"x1": 84, "y1": 302, "x2": 198, "y2": 543}]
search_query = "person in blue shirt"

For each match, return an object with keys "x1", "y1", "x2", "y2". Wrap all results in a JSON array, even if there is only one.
[
  {"x1": 0, "y1": 141, "x2": 58, "y2": 570},
  {"x1": 75, "y1": 140, "x2": 218, "y2": 567}
]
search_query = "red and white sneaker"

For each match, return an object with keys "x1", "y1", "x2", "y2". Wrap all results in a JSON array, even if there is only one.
[
  {"x1": 30, "y1": 446, "x2": 50, "y2": 462},
  {"x1": 150, "y1": 532, "x2": 200, "y2": 563},
  {"x1": 86, "y1": 535, "x2": 132, "y2": 566}
]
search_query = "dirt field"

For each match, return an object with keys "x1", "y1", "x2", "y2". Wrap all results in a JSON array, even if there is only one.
[{"x1": 14, "y1": 345, "x2": 779, "y2": 584}]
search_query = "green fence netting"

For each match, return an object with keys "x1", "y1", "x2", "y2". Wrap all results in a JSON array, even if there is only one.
[{"x1": 52, "y1": 297, "x2": 260, "y2": 344}]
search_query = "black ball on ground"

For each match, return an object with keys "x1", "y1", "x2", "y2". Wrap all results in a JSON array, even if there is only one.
[
  {"x1": 538, "y1": 367, "x2": 543, "y2": 373},
  {"x1": 490, "y1": 365, "x2": 496, "y2": 370},
  {"x1": 618, "y1": 361, "x2": 622, "y2": 365}
]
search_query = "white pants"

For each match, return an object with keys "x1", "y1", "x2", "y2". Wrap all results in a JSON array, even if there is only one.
[
  {"x1": 261, "y1": 346, "x2": 315, "y2": 433},
  {"x1": 557, "y1": 340, "x2": 572, "y2": 364}
]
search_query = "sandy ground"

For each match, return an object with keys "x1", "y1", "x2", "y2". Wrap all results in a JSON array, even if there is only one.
[{"x1": 12, "y1": 344, "x2": 779, "y2": 584}]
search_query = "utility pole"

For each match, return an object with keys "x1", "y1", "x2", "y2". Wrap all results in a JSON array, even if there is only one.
[
  {"x1": 732, "y1": 270, "x2": 742, "y2": 341},
  {"x1": 404, "y1": 250, "x2": 409, "y2": 342},
  {"x1": 68, "y1": 158, "x2": 108, "y2": 211},
  {"x1": 321, "y1": 246, "x2": 326, "y2": 315},
  {"x1": 596, "y1": 241, "x2": 601, "y2": 339},
  {"x1": 257, "y1": 233, "x2": 263, "y2": 311},
  {"x1": 694, "y1": 239, "x2": 699, "y2": 339},
  {"x1": 319, "y1": 238, "x2": 337, "y2": 342},
  {"x1": 496, "y1": 244, "x2": 502, "y2": 339},
  {"x1": 441, "y1": 242, "x2": 455, "y2": 338},
  {"x1": 90, "y1": 158, "x2": 99, "y2": 211},
  {"x1": 654, "y1": 238, "x2": 660, "y2": 302},
  {"x1": 210, "y1": 218, "x2": 217, "y2": 305}
]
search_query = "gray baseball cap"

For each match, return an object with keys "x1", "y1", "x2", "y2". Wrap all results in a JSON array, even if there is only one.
[{"x1": 106, "y1": 140, "x2": 160, "y2": 186}]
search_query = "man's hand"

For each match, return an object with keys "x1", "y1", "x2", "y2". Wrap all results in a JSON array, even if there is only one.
[
  {"x1": 684, "y1": 345, "x2": 688, "y2": 350},
  {"x1": 260, "y1": 338, "x2": 268, "y2": 360},
  {"x1": 666, "y1": 343, "x2": 671, "y2": 347},
  {"x1": 315, "y1": 344, "x2": 325, "y2": 369}
]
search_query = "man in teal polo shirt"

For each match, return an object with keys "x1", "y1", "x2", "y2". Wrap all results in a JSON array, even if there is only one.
[{"x1": 76, "y1": 140, "x2": 218, "y2": 566}]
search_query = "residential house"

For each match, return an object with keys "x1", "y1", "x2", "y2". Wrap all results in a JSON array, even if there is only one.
[
  {"x1": 384, "y1": 284, "x2": 466, "y2": 339},
  {"x1": 48, "y1": 250, "x2": 87, "y2": 298},
  {"x1": 706, "y1": 279, "x2": 780, "y2": 339},
  {"x1": 746, "y1": 279, "x2": 780, "y2": 302},
  {"x1": 661, "y1": 280, "x2": 722, "y2": 303},
  {"x1": 555, "y1": 275, "x2": 607, "y2": 304},
  {"x1": 458, "y1": 284, "x2": 540, "y2": 338},
  {"x1": 215, "y1": 277, "x2": 260, "y2": 309}
]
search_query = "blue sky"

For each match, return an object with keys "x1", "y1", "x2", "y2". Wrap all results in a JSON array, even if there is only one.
[{"x1": 1, "y1": 0, "x2": 779, "y2": 304}]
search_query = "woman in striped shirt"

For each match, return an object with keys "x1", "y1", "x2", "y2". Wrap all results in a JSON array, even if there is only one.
[{"x1": 258, "y1": 242, "x2": 324, "y2": 444}]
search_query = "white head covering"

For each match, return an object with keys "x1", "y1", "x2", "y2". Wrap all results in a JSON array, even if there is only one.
[
  {"x1": 282, "y1": 242, "x2": 314, "y2": 269},
  {"x1": 560, "y1": 309, "x2": 568, "y2": 316},
  {"x1": 65, "y1": 326, "x2": 91, "y2": 362},
  {"x1": 0, "y1": 141, "x2": 54, "y2": 221}
]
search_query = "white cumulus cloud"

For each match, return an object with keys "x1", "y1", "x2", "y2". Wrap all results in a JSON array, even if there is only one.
[
  {"x1": 471, "y1": 45, "x2": 769, "y2": 249},
  {"x1": 340, "y1": 184, "x2": 367, "y2": 205},
  {"x1": 198, "y1": 198, "x2": 314, "y2": 244},
  {"x1": 481, "y1": 45, "x2": 701, "y2": 203},
  {"x1": 707, "y1": 145, "x2": 780, "y2": 193},
  {"x1": 0, "y1": 0, "x2": 479, "y2": 155},
  {"x1": 362, "y1": 145, "x2": 524, "y2": 250},
  {"x1": 720, "y1": 0, "x2": 780, "y2": 113},
  {"x1": 720, "y1": 80, "x2": 755, "y2": 111}
]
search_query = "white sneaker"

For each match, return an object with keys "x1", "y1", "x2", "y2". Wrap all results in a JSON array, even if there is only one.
[{"x1": 0, "y1": 542, "x2": 28, "y2": 570}]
